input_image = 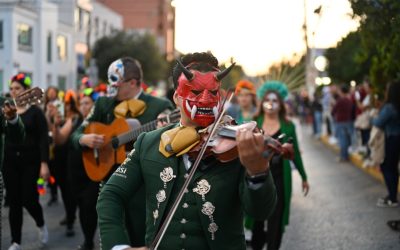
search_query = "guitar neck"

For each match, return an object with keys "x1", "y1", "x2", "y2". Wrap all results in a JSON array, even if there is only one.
[{"x1": 115, "y1": 120, "x2": 158, "y2": 148}]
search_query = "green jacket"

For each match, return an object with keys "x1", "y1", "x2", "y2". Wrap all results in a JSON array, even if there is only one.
[
  {"x1": 0, "y1": 97, "x2": 25, "y2": 170},
  {"x1": 256, "y1": 116, "x2": 307, "y2": 229},
  {"x1": 70, "y1": 92, "x2": 173, "y2": 246},
  {"x1": 97, "y1": 124, "x2": 277, "y2": 250}
]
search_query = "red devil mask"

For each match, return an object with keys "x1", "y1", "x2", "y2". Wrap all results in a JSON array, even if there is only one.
[{"x1": 176, "y1": 61, "x2": 235, "y2": 127}]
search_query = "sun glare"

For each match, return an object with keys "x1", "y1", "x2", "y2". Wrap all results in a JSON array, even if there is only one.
[{"x1": 174, "y1": 0, "x2": 359, "y2": 76}]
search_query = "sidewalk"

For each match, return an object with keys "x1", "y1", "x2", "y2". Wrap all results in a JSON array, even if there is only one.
[{"x1": 320, "y1": 135, "x2": 400, "y2": 192}]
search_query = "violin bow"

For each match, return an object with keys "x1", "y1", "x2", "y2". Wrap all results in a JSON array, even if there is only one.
[{"x1": 149, "y1": 90, "x2": 235, "y2": 250}]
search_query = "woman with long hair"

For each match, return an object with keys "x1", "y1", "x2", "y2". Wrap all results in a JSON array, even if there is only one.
[
  {"x1": 3, "y1": 73, "x2": 50, "y2": 250},
  {"x1": 251, "y1": 81, "x2": 309, "y2": 250},
  {"x1": 374, "y1": 81, "x2": 400, "y2": 209}
]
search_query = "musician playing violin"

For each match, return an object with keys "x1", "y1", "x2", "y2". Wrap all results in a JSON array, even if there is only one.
[
  {"x1": 71, "y1": 57, "x2": 174, "y2": 249},
  {"x1": 97, "y1": 52, "x2": 278, "y2": 250}
]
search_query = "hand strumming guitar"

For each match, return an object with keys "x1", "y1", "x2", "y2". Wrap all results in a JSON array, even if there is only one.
[{"x1": 79, "y1": 134, "x2": 105, "y2": 148}]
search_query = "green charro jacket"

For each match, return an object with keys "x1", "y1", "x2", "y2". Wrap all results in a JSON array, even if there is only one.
[
  {"x1": 97, "y1": 124, "x2": 277, "y2": 250},
  {"x1": 256, "y1": 116, "x2": 308, "y2": 229},
  {"x1": 70, "y1": 92, "x2": 173, "y2": 246}
]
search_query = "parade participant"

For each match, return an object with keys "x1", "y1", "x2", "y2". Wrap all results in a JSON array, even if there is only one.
[
  {"x1": 71, "y1": 57, "x2": 174, "y2": 247},
  {"x1": 48, "y1": 90, "x2": 81, "y2": 237},
  {"x1": 50, "y1": 89, "x2": 99, "y2": 249},
  {"x1": 227, "y1": 80, "x2": 257, "y2": 124},
  {"x1": 0, "y1": 80, "x2": 25, "y2": 250},
  {"x1": 44, "y1": 86, "x2": 60, "y2": 206},
  {"x1": 97, "y1": 52, "x2": 278, "y2": 250},
  {"x1": 3, "y1": 73, "x2": 50, "y2": 250},
  {"x1": 251, "y1": 81, "x2": 309, "y2": 250}
]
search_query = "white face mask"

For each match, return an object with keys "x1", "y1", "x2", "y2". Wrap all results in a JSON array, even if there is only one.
[{"x1": 262, "y1": 93, "x2": 280, "y2": 114}]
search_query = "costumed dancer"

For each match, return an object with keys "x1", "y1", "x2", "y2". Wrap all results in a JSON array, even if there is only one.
[{"x1": 251, "y1": 81, "x2": 309, "y2": 250}]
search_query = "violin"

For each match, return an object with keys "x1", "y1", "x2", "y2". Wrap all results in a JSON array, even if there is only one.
[{"x1": 187, "y1": 115, "x2": 294, "y2": 163}]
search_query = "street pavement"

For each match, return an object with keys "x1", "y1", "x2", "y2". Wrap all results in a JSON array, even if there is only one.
[{"x1": 1, "y1": 124, "x2": 399, "y2": 250}]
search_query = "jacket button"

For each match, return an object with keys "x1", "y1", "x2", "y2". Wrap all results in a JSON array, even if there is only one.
[
  {"x1": 180, "y1": 218, "x2": 187, "y2": 224},
  {"x1": 180, "y1": 233, "x2": 186, "y2": 239},
  {"x1": 182, "y1": 203, "x2": 189, "y2": 208}
]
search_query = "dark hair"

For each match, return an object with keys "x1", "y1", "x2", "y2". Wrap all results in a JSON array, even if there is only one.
[
  {"x1": 340, "y1": 84, "x2": 350, "y2": 94},
  {"x1": 258, "y1": 90, "x2": 287, "y2": 120},
  {"x1": 122, "y1": 57, "x2": 143, "y2": 85},
  {"x1": 172, "y1": 52, "x2": 219, "y2": 89},
  {"x1": 66, "y1": 96, "x2": 82, "y2": 120},
  {"x1": 386, "y1": 80, "x2": 400, "y2": 112}
]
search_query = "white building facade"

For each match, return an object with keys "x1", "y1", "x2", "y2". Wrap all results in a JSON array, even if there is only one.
[{"x1": 0, "y1": 0, "x2": 122, "y2": 93}]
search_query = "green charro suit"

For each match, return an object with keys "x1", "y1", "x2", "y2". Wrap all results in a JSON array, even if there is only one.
[
  {"x1": 97, "y1": 124, "x2": 277, "y2": 250},
  {"x1": 71, "y1": 92, "x2": 174, "y2": 246},
  {"x1": 0, "y1": 96, "x2": 25, "y2": 247}
]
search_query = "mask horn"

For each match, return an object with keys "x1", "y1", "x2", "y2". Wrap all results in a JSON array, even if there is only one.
[
  {"x1": 215, "y1": 62, "x2": 236, "y2": 81},
  {"x1": 177, "y1": 59, "x2": 194, "y2": 81}
]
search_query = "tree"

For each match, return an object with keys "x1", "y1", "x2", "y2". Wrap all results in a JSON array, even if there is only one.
[
  {"x1": 350, "y1": 0, "x2": 400, "y2": 92},
  {"x1": 92, "y1": 31, "x2": 168, "y2": 85},
  {"x1": 325, "y1": 31, "x2": 370, "y2": 84}
]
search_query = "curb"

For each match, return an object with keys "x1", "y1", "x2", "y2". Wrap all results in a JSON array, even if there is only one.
[{"x1": 319, "y1": 135, "x2": 397, "y2": 189}]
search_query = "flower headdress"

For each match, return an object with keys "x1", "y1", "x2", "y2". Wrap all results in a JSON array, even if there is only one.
[{"x1": 257, "y1": 80, "x2": 289, "y2": 100}]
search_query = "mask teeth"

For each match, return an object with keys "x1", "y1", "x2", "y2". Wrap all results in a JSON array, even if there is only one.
[
  {"x1": 212, "y1": 106, "x2": 218, "y2": 118},
  {"x1": 185, "y1": 100, "x2": 192, "y2": 112},
  {"x1": 191, "y1": 105, "x2": 197, "y2": 120}
]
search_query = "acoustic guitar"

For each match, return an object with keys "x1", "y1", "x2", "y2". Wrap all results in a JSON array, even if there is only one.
[
  {"x1": 83, "y1": 109, "x2": 181, "y2": 181},
  {"x1": 7, "y1": 86, "x2": 44, "y2": 107}
]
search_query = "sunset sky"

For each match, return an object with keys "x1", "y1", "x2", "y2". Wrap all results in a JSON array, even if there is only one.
[{"x1": 173, "y1": 0, "x2": 359, "y2": 76}]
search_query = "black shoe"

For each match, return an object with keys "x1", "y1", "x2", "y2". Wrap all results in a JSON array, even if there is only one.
[
  {"x1": 77, "y1": 242, "x2": 94, "y2": 250},
  {"x1": 59, "y1": 217, "x2": 67, "y2": 225},
  {"x1": 66, "y1": 225, "x2": 75, "y2": 237}
]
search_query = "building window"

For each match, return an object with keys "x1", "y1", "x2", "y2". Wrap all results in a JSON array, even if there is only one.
[
  {"x1": 47, "y1": 32, "x2": 52, "y2": 63},
  {"x1": 58, "y1": 75, "x2": 66, "y2": 91},
  {"x1": 0, "y1": 20, "x2": 3, "y2": 48},
  {"x1": 57, "y1": 35, "x2": 67, "y2": 61},
  {"x1": 82, "y1": 10, "x2": 90, "y2": 31},
  {"x1": 17, "y1": 23, "x2": 33, "y2": 52},
  {"x1": 103, "y1": 21, "x2": 107, "y2": 36},
  {"x1": 46, "y1": 73, "x2": 52, "y2": 86},
  {"x1": 74, "y1": 7, "x2": 80, "y2": 31},
  {"x1": 0, "y1": 70, "x2": 3, "y2": 91},
  {"x1": 94, "y1": 17, "x2": 99, "y2": 37}
]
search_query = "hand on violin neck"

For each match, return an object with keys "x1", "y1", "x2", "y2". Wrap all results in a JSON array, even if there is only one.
[{"x1": 236, "y1": 128, "x2": 271, "y2": 176}]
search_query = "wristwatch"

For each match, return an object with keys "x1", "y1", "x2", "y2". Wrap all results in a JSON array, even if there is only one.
[{"x1": 246, "y1": 170, "x2": 270, "y2": 185}]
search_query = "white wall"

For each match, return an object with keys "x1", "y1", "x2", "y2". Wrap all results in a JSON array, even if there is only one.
[
  {"x1": 0, "y1": 0, "x2": 122, "y2": 93},
  {"x1": 90, "y1": 1, "x2": 122, "y2": 47}
]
